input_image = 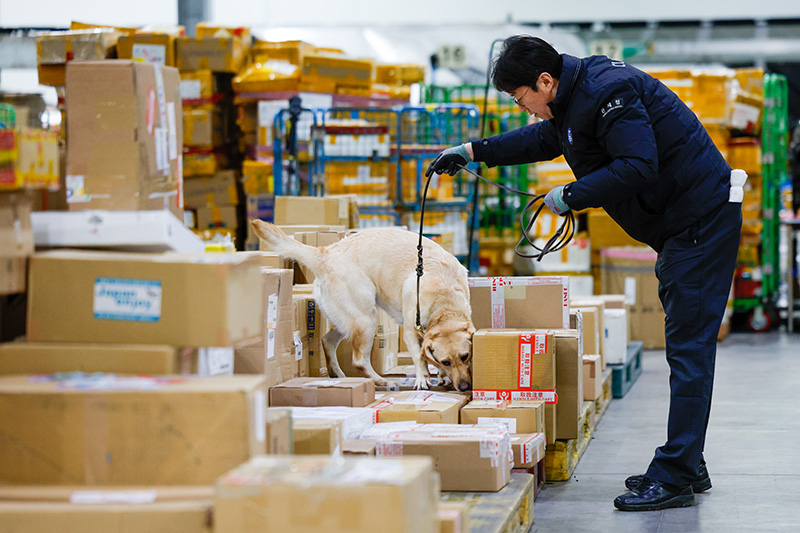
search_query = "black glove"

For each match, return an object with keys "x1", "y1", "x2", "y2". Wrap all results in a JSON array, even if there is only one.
[{"x1": 425, "y1": 144, "x2": 470, "y2": 177}]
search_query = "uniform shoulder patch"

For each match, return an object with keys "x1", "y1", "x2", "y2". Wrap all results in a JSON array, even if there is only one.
[{"x1": 600, "y1": 97, "x2": 624, "y2": 118}]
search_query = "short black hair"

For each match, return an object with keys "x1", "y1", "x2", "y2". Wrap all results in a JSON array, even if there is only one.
[{"x1": 491, "y1": 35, "x2": 563, "y2": 93}]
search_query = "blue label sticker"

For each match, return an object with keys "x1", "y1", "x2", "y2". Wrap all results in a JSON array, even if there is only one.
[
  {"x1": 567, "y1": 128, "x2": 573, "y2": 145},
  {"x1": 93, "y1": 278, "x2": 162, "y2": 322}
]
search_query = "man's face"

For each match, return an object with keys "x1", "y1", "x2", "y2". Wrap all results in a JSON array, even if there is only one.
[{"x1": 509, "y1": 73, "x2": 558, "y2": 120}]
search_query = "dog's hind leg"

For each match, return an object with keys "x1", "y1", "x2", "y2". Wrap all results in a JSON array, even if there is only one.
[
  {"x1": 322, "y1": 327, "x2": 347, "y2": 378},
  {"x1": 349, "y1": 310, "x2": 387, "y2": 386}
]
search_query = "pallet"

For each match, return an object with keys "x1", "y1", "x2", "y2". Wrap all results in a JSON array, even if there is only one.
[
  {"x1": 609, "y1": 341, "x2": 644, "y2": 399},
  {"x1": 543, "y1": 401, "x2": 593, "y2": 482},
  {"x1": 441, "y1": 473, "x2": 535, "y2": 533}
]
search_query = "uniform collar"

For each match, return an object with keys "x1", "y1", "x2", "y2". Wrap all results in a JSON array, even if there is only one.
[{"x1": 547, "y1": 54, "x2": 582, "y2": 118}]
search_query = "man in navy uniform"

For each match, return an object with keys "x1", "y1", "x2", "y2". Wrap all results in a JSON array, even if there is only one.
[{"x1": 427, "y1": 35, "x2": 742, "y2": 511}]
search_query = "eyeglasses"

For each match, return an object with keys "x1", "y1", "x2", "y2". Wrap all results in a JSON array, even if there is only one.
[{"x1": 511, "y1": 87, "x2": 530, "y2": 106}]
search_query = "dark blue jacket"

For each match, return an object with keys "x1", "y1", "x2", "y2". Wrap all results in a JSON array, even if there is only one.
[{"x1": 471, "y1": 54, "x2": 732, "y2": 252}]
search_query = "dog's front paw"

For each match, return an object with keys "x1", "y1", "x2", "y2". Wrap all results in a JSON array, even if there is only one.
[{"x1": 413, "y1": 375, "x2": 431, "y2": 390}]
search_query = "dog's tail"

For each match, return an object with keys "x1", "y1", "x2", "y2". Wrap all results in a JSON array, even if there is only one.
[{"x1": 250, "y1": 219, "x2": 324, "y2": 273}]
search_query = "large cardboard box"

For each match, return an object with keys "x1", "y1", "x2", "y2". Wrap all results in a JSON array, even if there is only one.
[
  {"x1": 472, "y1": 330, "x2": 556, "y2": 401},
  {"x1": 369, "y1": 391, "x2": 469, "y2": 424},
  {"x1": 362, "y1": 423, "x2": 512, "y2": 492},
  {"x1": 583, "y1": 355, "x2": 604, "y2": 401},
  {"x1": 0, "y1": 342, "x2": 181, "y2": 375},
  {"x1": 65, "y1": 61, "x2": 183, "y2": 218},
  {"x1": 510, "y1": 433, "x2": 546, "y2": 469},
  {"x1": 0, "y1": 500, "x2": 213, "y2": 533},
  {"x1": 214, "y1": 455, "x2": 438, "y2": 533},
  {"x1": 265, "y1": 408, "x2": 293, "y2": 454},
  {"x1": 269, "y1": 377, "x2": 375, "y2": 407},
  {"x1": 274, "y1": 196, "x2": 351, "y2": 227},
  {"x1": 468, "y1": 276, "x2": 569, "y2": 330},
  {"x1": 0, "y1": 375, "x2": 266, "y2": 485},
  {"x1": 292, "y1": 419, "x2": 343, "y2": 455},
  {"x1": 600, "y1": 248, "x2": 665, "y2": 349},
  {"x1": 26, "y1": 251, "x2": 264, "y2": 348},
  {"x1": 460, "y1": 400, "x2": 545, "y2": 434}
]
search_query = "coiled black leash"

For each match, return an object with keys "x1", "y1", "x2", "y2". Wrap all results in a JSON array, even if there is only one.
[{"x1": 414, "y1": 164, "x2": 575, "y2": 332}]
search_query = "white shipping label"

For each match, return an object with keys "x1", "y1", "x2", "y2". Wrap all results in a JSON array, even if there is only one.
[
  {"x1": 266, "y1": 328, "x2": 276, "y2": 360},
  {"x1": 94, "y1": 278, "x2": 161, "y2": 322},
  {"x1": 624, "y1": 277, "x2": 637, "y2": 306},
  {"x1": 71, "y1": 490, "x2": 158, "y2": 505},
  {"x1": 167, "y1": 102, "x2": 178, "y2": 160},
  {"x1": 293, "y1": 331, "x2": 303, "y2": 361},
  {"x1": 477, "y1": 417, "x2": 517, "y2": 433},
  {"x1": 155, "y1": 127, "x2": 169, "y2": 173},
  {"x1": 266, "y1": 294, "x2": 278, "y2": 327},
  {"x1": 198, "y1": 347, "x2": 234, "y2": 376},
  {"x1": 153, "y1": 65, "x2": 168, "y2": 128},
  {"x1": 180, "y1": 80, "x2": 202, "y2": 100},
  {"x1": 132, "y1": 43, "x2": 166, "y2": 65},
  {"x1": 66, "y1": 175, "x2": 88, "y2": 203},
  {"x1": 254, "y1": 390, "x2": 266, "y2": 442}
]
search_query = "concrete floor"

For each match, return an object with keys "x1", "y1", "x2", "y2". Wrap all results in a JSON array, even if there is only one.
[{"x1": 531, "y1": 332, "x2": 800, "y2": 532}]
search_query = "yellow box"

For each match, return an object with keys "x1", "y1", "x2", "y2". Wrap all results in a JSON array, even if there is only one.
[
  {"x1": 177, "y1": 36, "x2": 246, "y2": 73},
  {"x1": 375, "y1": 64, "x2": 425, "y2": 86},
  {"x1": 183, "y1": 104, "x2": 222, "y2": 148},
  {"x1": 179, "y1": 70, "x2": 217, "y2": 100},
  {"x1": 242, "y1": 160, "x2": 274, "y2": 195},
  {"x1": 251, "y1": 40, "x2": 315, "y2": 66},
  {"x1": 586, "y1": 208, "x2": 640, "y2": 250},
  {"x1": 117, "y1": 33, "x2": 178, "y2": 67},
  {"x1": 302, "y1": 54, "x2": 374, "y2": 88}
]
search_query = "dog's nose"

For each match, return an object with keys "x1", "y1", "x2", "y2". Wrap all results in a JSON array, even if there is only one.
[{"x1": 458, "y1": 382, "x2": 471, "y2": 391}]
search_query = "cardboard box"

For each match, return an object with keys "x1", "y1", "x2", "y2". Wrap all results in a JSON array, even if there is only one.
[
  {"x1": 36, "y1": 29, "x2": 121, "y2": 86},
  {"x1": 587, "y1": 208, "x2": 641, "y2": 250},
  {"x1": 603, "y1": 308, "x2": 629, "y2": 365},
  {"x1": 27, "y1": 251, "x2": 264, "y2": 348},
  {"x1": 65, "y1": 61, "x2": 183, "y2": 218},
  {"x1": 292, "y1": 294, "x2": 327, "y2": 377},
  {"x1": 343, "y1": 439, "x2": 376, "y2": 456},
  {"x1": 176, "y1": 36, "x2": 246, "y2": 73},
  {"x1": 214, "y1": 455, "x2": 438, "y2": 533},
  {"x1": 437, "y1": 501, "x2": 470, "y2": 533},
  {"x1": 551, "y1": 329, "x2": 583, "y2": 440},
  {"x1": 572, "y1": 306, "x2": 601, "y2": 364},
  {"x1": 291, "y1": 295, "x2": 311, "y2": 377},
  {"x1": 183, "y1": 171, "x2": 238, "y2": 208},
  {"x1": 0, "y1": 257, "x2": 27, "y2": 296},
  {"x1": 0, "y1": 375, "x2": 266, "y2": 485},
  {"x1": 472, "y1": 330, "x2": 556, "y2": 400},
  {"x1": 362, "y1": 422, "x2": 512, "y2": 492},
  {"x1": 183, "y1": 104, "x2": 223, "y2": 147},
  {"x1": 597, "y1": 294, "x2": 633, "y2": 344},
  {"x1": 118, "y1": 32, "x2": 179, "y2": 67},
  {"x1": 274, "y1": 196, "x2": 351, "y2": 227},
  {"x1": 269, "y1": 377, "x2": 375, "y2": 407},
  {"x1": 286, "y1": 406, "x2": 375, "y2": 439},
  {"x1": 265, "y1": 408, "x2": 293, "y2": 455},
  {"x1": 459, "y1": 400, "x2": 545, "y2": 434},
  {"x1": 600, "y1": 247, "x2": 665, "y2": 349},
  {"x1": 0, "y1": 342, "x2": 181, "y2": 375},
  {"x1": 369, "y1": 391, "x2": 469, "y2": 424},
  {"x1": 583, "y1": 355, "x2": 603, "y2": 401},
  {"x1": 510, "y1": 433, "x2": 546, "y2": 469},
  {"x1": 292, "y1": 419, "x2": 343, "y2": 455},
  {"x1": 0, "y1": 500, "x2": 213, "y2": 533},
  {"x1": 0, "y1": 192, "x2": 34, "y2": 258},
  {"x1": 179, "y1": 70, "x2": 217, "y2": 100},
  {"x1": 195, "y1": 205, "x2": 237, "y2": 230},
  {"x1": 468, "y1": 276, "x2": 569, "y2": 330}
]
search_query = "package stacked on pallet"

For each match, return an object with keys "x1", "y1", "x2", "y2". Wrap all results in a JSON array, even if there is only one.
[
  {"x1": 373, "y1": 63, "x2": 425, "y2": 100},
  {"x1": 176, "y1": 24, "x2": 251, "y2": 245}
]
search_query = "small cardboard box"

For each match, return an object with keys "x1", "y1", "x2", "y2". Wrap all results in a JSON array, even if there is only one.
[
  {"x1": 274, "y1": 196, "x2": 351, "y2": 227},
  {"x1": 510, "y1": 433, "x2": 546, "y2": 469},
  {"x1": 459, "y1": 400, "x2": 545, "y2": 434},
  {"x1": 0, "y1": 374, "x2": 266, "y2": 485},
  {"x1": 117, "y1": 32, "x2": 179, "y2": 67},
  {"x1": 176, "y1": 36, "x2": 246, "y2": 73},
  {"x1": 437, "y1": 501, "x2": 471, "y2": 533},
  {"x1": 369, "y1": 391, "x2": 469, "y2": 424},
  {"x1": 292, "y1": 419, "x2": 343, "y2": 455},
  {"x1": 583, "y1": 355, "x2": 604, "y2": 401},
  {"x1": 551, "y1": 329, "x2": 583, "y2": 440},
  {"x1": 265, "y1": 408, "x2": 293, "y2": 455},
  {"x1": 27, "y1": 251, "x2": 264, "y2": 348},
  {"x1": 183, "y1": 171, "x2": 238, "y2": 208},
  {"x1": 468, "y1": 276, "x2": 569, "y2": 330},
  {"x1": 472, "y1": 330, "x2": 556, "y2": 399},
  {"x1": 214, "y1": 455, "x2": 438, "y2": 533},
  {"x1": 65, "y1": 61, "x2": 183, "y2": 218},
  {"x1": 0, "y1": 342, "x2": 181, "y2": 375},
  {"x1": 270, "y1": 378, "x2": 375, "y2": 407},
  {"x1": 362, "y1": 423, "x2": 512, "y2": 492}
]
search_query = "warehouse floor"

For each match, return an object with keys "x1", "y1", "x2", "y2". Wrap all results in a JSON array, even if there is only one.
[{"x1": 532, "y1": 332, "x2": 800, "y2": 532}]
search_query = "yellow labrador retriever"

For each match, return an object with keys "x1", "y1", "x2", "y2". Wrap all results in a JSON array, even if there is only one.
[{"x1": 251, "y1": 220, "x2": 475, "y2": 391}]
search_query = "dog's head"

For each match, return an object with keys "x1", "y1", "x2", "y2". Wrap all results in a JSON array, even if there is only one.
[{"x1": 420, "y1": 318, "x2": 476, "y2": 392}]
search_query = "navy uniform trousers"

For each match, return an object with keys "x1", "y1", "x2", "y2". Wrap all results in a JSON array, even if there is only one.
[{"x1": 644, "y1": 200, "x2": 743, "y2": 488}]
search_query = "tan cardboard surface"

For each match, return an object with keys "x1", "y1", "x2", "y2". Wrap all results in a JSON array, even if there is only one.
[
  {"x1": 472, "y1": 330, "x2": 556, "y2": 392},
  {"x1": 369, "y1": 391, "x2": 468, "y2": 424},
  {"x1": 460, "y1": 400, "x2": 545, "y2": 434},
  {"x1": 270, "y1": 377, "x2": 375, "y2": 407},
  {"x1": 468, "y1": 277, "x2": 569, "y2": 330},
  {"x1": 0, "y1": 343, "x2": 180, "y2": 375},
  {"x1": 292, "y1": 419, "x2": 343, "y2": 455}
]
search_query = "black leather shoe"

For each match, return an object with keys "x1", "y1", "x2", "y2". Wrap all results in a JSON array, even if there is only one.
[
  {"x1": 614, "y1": 478, "x2": 694, "y2": 512},
  {"x1": 625, "y1": 462, "x2": 712, "y2": 493}
]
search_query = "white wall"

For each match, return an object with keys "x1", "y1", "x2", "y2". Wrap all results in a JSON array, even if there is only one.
[{"x1": 0, "y1": 0, "x2": 178, "y2": 27}]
